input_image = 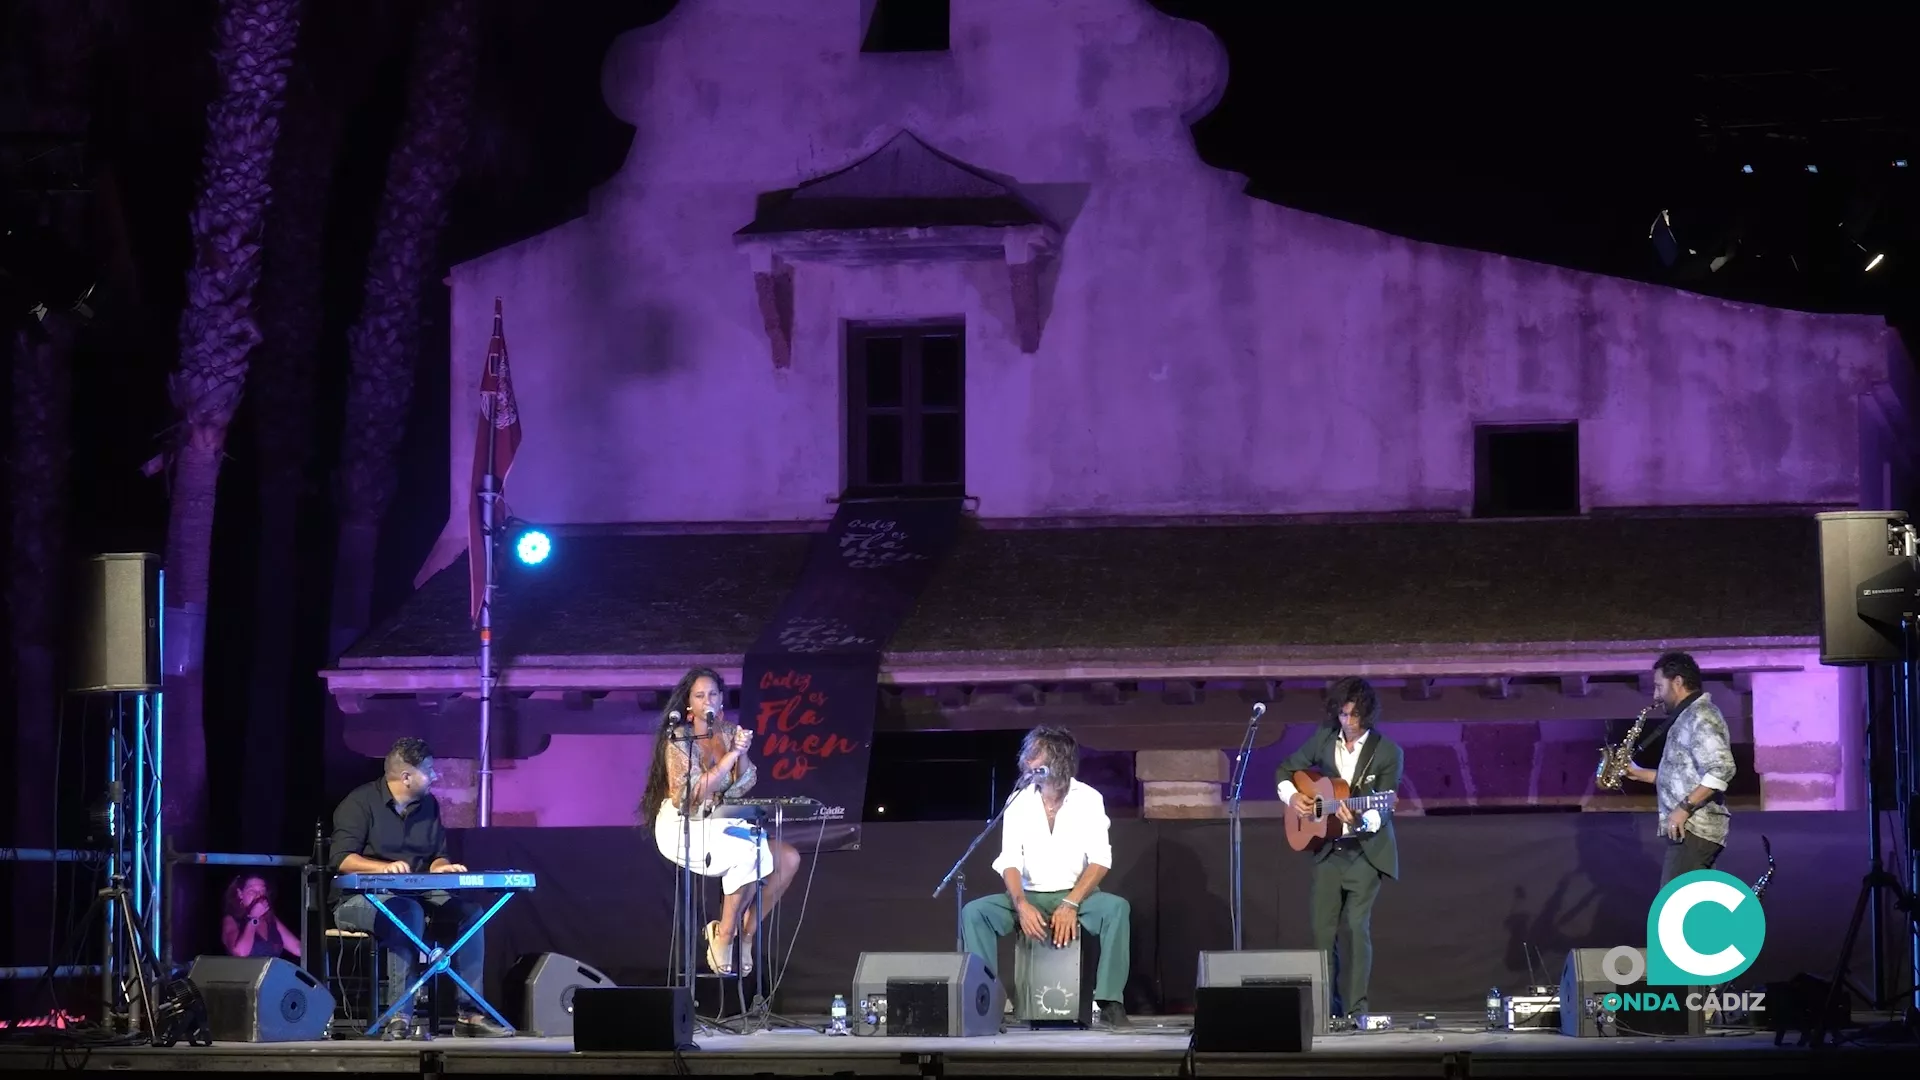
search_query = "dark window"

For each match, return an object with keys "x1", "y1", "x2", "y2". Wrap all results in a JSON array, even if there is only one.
[
  {"x1": 861, "y1": 0, "x2": 949, "y2": 53},
  {"x1": 1474, "y1": 423, "x2": 1580, "y2": 517},
  {"x1": 846, "y1": 324, "x2": 965, "y2": 495}
]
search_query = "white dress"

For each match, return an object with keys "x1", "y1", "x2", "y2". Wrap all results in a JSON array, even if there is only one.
[{"x1": 652, "y1": 736, "x2": 773, "y2": 895}]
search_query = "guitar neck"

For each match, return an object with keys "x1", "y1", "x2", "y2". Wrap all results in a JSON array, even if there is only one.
[{"x1": 1338, "y1": 792, "x2": 1395, "y2": 811}]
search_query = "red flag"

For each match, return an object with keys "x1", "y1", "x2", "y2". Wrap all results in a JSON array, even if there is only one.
[{"x1": 467, "y1": 297, "x2": 522, "y2": 625}]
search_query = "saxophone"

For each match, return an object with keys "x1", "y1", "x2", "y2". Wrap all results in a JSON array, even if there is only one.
[
  {"x1": 1751, "y1": 835, "x2": 1776, "y2": 900},
  {"x1": 1595, "y1": 706, "x2": 1655, "y2": 790}
]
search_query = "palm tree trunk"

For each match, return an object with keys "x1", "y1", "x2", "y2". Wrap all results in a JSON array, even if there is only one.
[
  {"x1": 329, "y1": 0, "x2": 478, "y2": 658},
  {"x1": 243, "y1": 1, "x2": 383, "y2": 853},
  {"x1": 8, "y1": 317, "x2": 75, "y2": 1016},
  {"x1": 163, "y1": 0, "x2": 301, "y2": 956}
]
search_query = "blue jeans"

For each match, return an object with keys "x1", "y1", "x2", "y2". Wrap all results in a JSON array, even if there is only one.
[{"x1": 333, "y1": 892, "x2": 486, "y2": 1019}]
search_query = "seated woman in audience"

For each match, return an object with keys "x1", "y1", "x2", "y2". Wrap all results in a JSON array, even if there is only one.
[{"x1": 220, "y1": 873, "x2": 302, "y2": 960}]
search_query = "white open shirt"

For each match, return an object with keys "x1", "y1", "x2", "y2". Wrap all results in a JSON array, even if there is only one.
[{"x1": 991, "y1": 778, "x2": 1114, "y2": 893}]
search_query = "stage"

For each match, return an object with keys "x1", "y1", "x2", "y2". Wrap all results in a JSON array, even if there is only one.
[{"x1": 0, "y1": 1012, "x2": 1909, "y2": 1076}]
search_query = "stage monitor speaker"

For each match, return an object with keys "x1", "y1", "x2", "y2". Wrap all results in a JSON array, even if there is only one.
[
  {"x1": 1558, "y1": 947, "x2": 1704, "y2": 1038},
  {"x1": 186, "y1": 955, "x2": 334, "y2": 1043},
  {"x1": 851, "y1": 952, "x2": 1002, "y2": 1037},
  {"x1": 73, "y1": 552, "x2": 162, "y2": 693},
  {"x1": 503, "y1": 952, "x2": 612, "y2": 1037},
  {"x1": 572, "y1": 987, "x2": 692, "y2": 1051},
  {"x1": 1816, "y1": 510, "x2": 1910, "y2": 666},
  {"x1": 1196, "y1": 949, "x2": 1330, "y2": 1035},
  {"x1": 1193, "y1": 984, "x2": 1312, "y2": 1052}
]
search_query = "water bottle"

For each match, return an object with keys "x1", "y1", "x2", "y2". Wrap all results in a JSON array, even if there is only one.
[
  {"x1": 1485, "y1": 987, "x2": 1502, "y2": 1030},
  {"x1": 829, "y1": 993, "x2": 849, "y2": 1034}
]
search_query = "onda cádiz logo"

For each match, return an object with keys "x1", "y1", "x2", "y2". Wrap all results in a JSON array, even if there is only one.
[{"x1": 1600, "y1": 869, "x2": 1768, "y2": 1014}]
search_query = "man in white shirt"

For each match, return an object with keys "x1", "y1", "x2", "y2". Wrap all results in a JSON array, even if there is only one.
[
  {"x1": 1275, "y1": 677, "x2": 1403, "y2": 1022},
  {"x1": 962, "y1": 726, "x2": 1132, "y2": 1029}
]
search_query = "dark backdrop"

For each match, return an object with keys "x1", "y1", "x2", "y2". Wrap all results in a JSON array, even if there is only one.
[{"x1": 447, "y1": 811, "x2": 1882, "y2": 1015}]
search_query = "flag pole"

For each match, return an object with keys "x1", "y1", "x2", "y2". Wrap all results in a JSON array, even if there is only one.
[{"x1": 476, "y1": 298, "x2": 503, "y2": 828}]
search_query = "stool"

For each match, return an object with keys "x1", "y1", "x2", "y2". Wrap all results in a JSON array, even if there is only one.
[
  {"x1": 324, "y1": 928, "x2": 382, "y2": 1030},
  {"x1": 325, "y1": 928, "x2": 450, "y2": 1035},
  {"x1": 1013, "y1": 933, "x2": 1098, "y2": 1028}
]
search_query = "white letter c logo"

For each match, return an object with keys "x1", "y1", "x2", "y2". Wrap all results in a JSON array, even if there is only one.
[{"x1": 1657, "y1": 879, "x2": 1748, "y2": 979}]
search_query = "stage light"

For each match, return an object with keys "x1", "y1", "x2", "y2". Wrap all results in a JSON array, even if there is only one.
[
  {"x1": 514, "y1": 528, "x2": 551, "y2": 566},
  {"x1": 1896, "y1": 160, "x2": 1909, "y2": 168},
  {"x1": 1741, "y1": 164, "x2": 1754, "y2": 174},
  {"x1": 1806, "y1": 164, "x2": 1820, "y2": 174}
]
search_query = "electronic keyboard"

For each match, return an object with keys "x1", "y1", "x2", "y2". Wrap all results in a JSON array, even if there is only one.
[
  {"x1": 715, "y1": 796, "x2": 822, "y2": 816},
  {"x1": 334, "y1": 871, "x2": 536, "y2": 892}
]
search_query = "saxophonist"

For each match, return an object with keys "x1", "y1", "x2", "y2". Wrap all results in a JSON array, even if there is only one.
[{"x1": 1622, "y1": 652, "x2": 1737, "y2": 885}]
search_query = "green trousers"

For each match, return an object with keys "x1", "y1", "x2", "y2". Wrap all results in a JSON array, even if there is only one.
[
  {"x1": 1312, "y1": 846, "x2": 1384, "y2": 1017},
  {"x1": 961, "y1": 890, "x2": 1130, "y2": 1004}
]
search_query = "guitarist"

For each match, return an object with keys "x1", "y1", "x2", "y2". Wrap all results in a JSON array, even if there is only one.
[{"x1": 1275, "y1": 677, "x2": 1404, "y2": 1024}]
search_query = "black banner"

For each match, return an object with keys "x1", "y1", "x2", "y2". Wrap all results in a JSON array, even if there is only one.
[{"x1": 739, "y1": 498, "x2": 964, "y2": 851}]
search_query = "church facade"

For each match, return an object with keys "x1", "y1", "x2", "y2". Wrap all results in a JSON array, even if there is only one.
[{"x1": 323, "y1": 0, "x2": 1914, "y2": 828}]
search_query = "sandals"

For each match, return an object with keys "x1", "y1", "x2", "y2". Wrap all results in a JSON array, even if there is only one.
[
  {"x1": 702, "y1": 919, "x2": 756, "y2": 978},
  {"x1": 703, "y1": 921, "x2": 732, "y2": 975}
]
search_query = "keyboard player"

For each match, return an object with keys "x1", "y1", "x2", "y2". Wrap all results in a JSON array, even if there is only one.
[{"x1": 328, "y1": 737, "x2": 510, "y2": 1038}]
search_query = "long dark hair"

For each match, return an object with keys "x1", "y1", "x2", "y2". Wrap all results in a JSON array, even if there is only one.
[
  {"x1": 1325, "y1": 676, "x2": 1381, "y2": 730},
  {"x1": 638, "y1": 667, "x2": 727, "y2": 829}
]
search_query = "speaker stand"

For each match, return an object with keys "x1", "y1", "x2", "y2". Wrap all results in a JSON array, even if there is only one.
[{"x1": 1812, "y1": 865, "x2": 1920, "y2": 1046}]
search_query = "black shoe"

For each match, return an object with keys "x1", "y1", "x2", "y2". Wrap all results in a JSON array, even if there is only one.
[
  {"x1": 1096, "y1": 1000, "x2": 1130, "y2": 1029},
  {"x1": 456, "y1": 1012, "x2": 513, "y2": 1038}
]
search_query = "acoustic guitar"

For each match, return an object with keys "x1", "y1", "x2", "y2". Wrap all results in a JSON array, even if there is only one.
[{"x1": 1283, "y1": 769, "x2": 1399, "y2": 853}]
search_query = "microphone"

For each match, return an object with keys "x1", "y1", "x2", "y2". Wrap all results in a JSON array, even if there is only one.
[
  {"x1": 704, "y1": 709, "x2": 717, "y2": 725},
  {"x1": 1251, "y1": 702, "x2": 1266, "y2": 719},
  {"x1": 1022, "y1": 764, "x2": 1050, "y2": 787}
]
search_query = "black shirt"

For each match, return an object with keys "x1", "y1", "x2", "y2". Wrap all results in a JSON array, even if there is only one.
[{"x1": 327, "y1": 778, "x2": 448, "y2": 900}]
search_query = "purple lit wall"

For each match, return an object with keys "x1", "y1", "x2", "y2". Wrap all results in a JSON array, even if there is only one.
[
  {"x1": 393, "y1": 0, "x2": 1914, "y2": 826},
  {"x1": 430, "y1": 0, "x2": 1911, "y2": 543}
]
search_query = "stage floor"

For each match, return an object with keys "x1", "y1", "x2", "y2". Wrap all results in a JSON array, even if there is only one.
[{"x1": 0, "y1": 1012, "x2": 1909, "y2": 1076}]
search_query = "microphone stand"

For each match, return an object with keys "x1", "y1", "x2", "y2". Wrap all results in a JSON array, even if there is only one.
[
  {"x1": 935, "y1": 776, "x2": 1036, "y2": 952},
  {"x1": 1227, "y1": 703, "x2": 1265, "y2": 951},
  {"x1": 671, "y1": 715, "x2": 718, "y2": 1038}
]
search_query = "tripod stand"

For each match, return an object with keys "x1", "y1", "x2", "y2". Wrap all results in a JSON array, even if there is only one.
[
  {"x1": 1810, "y1": 604, "x2": 1920, "y2": 1046},
  {"x1": 79, "y1": 872, "x2": 206, "y2": 1046},
  {"x1": 1811, "y1": 864, "x2": 1918, "y2": 1046}
]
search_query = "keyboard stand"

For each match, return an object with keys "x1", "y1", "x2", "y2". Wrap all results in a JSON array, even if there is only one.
[{"x1": 361, "y1": 891, "x2": 519, "y2": 1037}]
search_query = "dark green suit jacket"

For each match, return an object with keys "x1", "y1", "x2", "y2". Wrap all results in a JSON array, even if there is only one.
[{"x1": 1275, "y1": 726, "x2": 1404, "y2": 881}]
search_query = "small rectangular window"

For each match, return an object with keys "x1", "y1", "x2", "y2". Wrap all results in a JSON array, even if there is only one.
[
  {"x1": 862, "y1": 0, "x2": 950, "y2": 54},
  {"x1": 1474, "y1": 423, "x2": 1580, "y2": 517},
  {"x1": 846, "y1": 323, "x2": 965, "y2": 496}
]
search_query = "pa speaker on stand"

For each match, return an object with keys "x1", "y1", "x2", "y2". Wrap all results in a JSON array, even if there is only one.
[{"x1": 72, "y1": 552, "x2": 161, "y2": 693}]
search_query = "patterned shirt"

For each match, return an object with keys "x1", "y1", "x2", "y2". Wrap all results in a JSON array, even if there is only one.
[
  {"x1": 1654, "y1": 692, "x2": 1736, "y2": 844},
  {"x1": 661, "y1": 727, "x2": 758, "y2": 817}
]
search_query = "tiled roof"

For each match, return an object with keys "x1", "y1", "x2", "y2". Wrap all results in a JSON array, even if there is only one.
[{"x1": 338, "y1": 514, "x2": 1822, "y2": 667}]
